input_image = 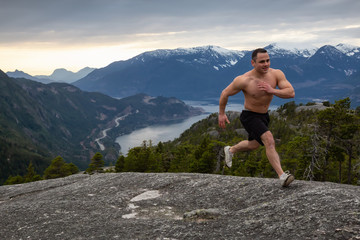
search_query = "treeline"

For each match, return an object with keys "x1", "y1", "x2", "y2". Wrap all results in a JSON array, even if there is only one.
[
  {"x1": 113, "y1": 97, "x2": 360, "y2": 185},
  {"x1": 4, "y1": 151, "x2": 112, "y2": 184},
  {"x1": 4, "y1": 156, "x2": 79, "y2": 184},
  {"x1": 4, "y1": 97, "x2": 360, "y2": 185}
]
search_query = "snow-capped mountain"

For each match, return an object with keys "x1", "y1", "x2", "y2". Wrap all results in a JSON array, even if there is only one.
[
  {"x1": 132, "y1": 45, "x2": 247, "y2": 71},
  {"x1": 135, "y1": 45, "x2": 245, "y2": 60},
  {"x1": 12, "y1": 43, "x2": 360, "y2": 106},
  {"x1": 265, "y1": 43, "x2": 317, "y2": 58},
  {"x1": 72, "y1": 43, "x2": 360, "y2": 105},
  {"x1": 335, "y1": 43, "x2": 360, "y2": 58},
  {"x1": 74, "y1": 44, "x2": 360, "y2": 105}
]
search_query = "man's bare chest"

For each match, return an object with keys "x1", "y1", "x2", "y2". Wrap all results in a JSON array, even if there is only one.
[{"x1": 244, "y1": 79, "x2": 276, "y2": 97}]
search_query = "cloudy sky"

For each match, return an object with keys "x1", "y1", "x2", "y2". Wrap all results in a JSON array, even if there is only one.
[{"x1": 1, "y1": 0, "x2": 359, "y2": 75}]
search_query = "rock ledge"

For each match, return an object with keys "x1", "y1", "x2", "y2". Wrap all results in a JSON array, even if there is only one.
[{"x1": 0, "y1": 172, "x2": 359, "y2": 239}]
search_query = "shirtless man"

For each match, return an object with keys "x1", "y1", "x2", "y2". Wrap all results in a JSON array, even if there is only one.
[{"x1": 218, "y1": 48, "x2": 295, "y2": 187}]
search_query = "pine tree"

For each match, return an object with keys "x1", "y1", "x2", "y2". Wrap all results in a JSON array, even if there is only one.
[
  {"x1": 86, "y1": 152, "x2": 105, "y2": 174},
  {"x1": 44, "y1": 156, "x2": 78, "y2": 179},
  {"x1": 4, "y1": 175, "x2": 24, "y2": 185},
  {"x1": 332, "y1": 99, "x2": 360, "y2": 184},
  {"x1": 24, "y1": 162, "x2": 42, "y2": 182},
  {"x1": 317, "y1": 98, "x2": 360, "y2": 184},
  {"x1": 115, "y1": 155, "x2": 125, "y2": 172}
]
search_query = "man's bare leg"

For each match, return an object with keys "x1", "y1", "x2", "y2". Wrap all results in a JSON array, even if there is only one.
[
  {"x1": 226, "y1": 132, "x2": 294, "y2": 186},
  {"x1": 260, "y1": 131, "x2": 284, "y2": 177},
  {"x1": 224, "y1": 140, "x2": 259, "y2": 168},
  {"x1": 230, "y1": 139, "x2": 260, "y2": 153},
  {"x1": 261, "y1": 131, "x2": 295, "y2": 186},
  {"x1": 229, "y1": 134, "x2": 284, "y2": 176}
]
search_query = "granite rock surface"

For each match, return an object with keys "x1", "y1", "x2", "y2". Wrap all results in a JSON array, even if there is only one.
[{"x1": 0, "y1": 172, "x2": 359, "y2": 240}]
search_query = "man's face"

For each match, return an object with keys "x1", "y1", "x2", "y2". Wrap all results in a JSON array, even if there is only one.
[{"x1": 251, "y1": 52, "x2": 270, "y2": 73}]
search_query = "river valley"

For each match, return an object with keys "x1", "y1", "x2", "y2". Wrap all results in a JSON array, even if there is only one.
[
  {"x1": 115, "y1": 101, "x2": 244, "y2": 155},
  {"x1": 96, "y1": 100, "x2": 279, "y2": 155}
]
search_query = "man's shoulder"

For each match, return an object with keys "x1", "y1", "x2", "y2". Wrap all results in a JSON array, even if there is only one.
[
  {"x1": 236, "y1": 70, "x2": 254, "y2": 80},
  {"x1": 269, "y1": 68, "x2": 284, "y2": 75},
  {"x1": 269, "y1": 68, "x2": 286, "y2": 82},
  {"x1": 234, "y1": 71, "x2": 253, "y2": 84}
]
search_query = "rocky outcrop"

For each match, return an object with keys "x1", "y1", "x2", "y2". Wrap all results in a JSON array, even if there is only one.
[
  {"x1": 0, "y1": 172, "x2": 359, "y2": 239},
  {"x1": 295, "y1": 103, "x2": 328, "y2": 112}
]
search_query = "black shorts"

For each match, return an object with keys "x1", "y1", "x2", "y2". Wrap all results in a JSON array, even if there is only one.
[{"x1": 240, "y1": 110, "x2": 270, "y2": 146}]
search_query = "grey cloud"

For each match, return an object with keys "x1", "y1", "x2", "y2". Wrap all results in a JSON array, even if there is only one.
[{"x1": 0, "y1": 0, "x2": 359, "y2": 47}]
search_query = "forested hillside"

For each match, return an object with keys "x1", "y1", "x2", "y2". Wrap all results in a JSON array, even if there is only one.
[
  {"x1": 0, "y1": 70, "x2": 203, "y2": 184},
  {"x1": 114, "y1": 98, "x2": 360, "y2": 185},
  {"x1": 4, "y1": 97, "x2": 360, "y2": 186}
]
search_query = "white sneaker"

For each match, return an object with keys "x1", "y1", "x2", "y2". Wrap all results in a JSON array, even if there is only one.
[
  {"x1": 224, "y1": 146, "x2": 233, "y2": 168},
  {"x1": 280, "y1": 171, "x2": 295, "y2": 187}
]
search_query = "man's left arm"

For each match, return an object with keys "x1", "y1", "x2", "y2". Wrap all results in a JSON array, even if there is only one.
[{"x1": 259, "y1": 70, "x2": 295, "y2": 99}]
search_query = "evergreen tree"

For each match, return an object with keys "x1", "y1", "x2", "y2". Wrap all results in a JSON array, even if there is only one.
[
  {"x1": 86, "y1": 152, "x2": 105, "y2": 174},
  {"x1": 168, "y1": 144, "x2": 194, "y2": 172},
  {"x1": 4, "y1": 175, "x2": 24, "y2": 185},
  {"x1": 282, "y1": 136, "x2": 316, "y2": 180},
  {"x1": 328, "y1": 145, "x2": 346, "y2": 183},
  {"x1": 190, "y1": 137, "x2": 216, "y2": 173},
  {"x1": 333, "y1": 100, "x2": 360, "y2": 184},
  {"x1": 317, "y1": 98, "x2": 360, "y2": 184},
  {"x1": 64, "y1": 162, "x2": 79, "y2": 175},
  {"x1": 115, "y1": 155, "x2": 125, "y2": 172},
  {"x1": 44, "y1": 156, "x2": 78, "y2": 179},
  {"x1": 125, "y1": 146, "x2": 148, "y2": 172},
  {"x1": 24, "y1": 162, "x2": 42, "y2": 182},
  {"x1": 317, "y1": 101, "x2": 341, "y2": 180}
]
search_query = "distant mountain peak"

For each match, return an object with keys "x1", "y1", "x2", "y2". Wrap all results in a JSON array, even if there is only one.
[
  {"x1": 265, "y1": 43, "x2": 317, "y2": 58},
  {"x1": 8, "y1": 69, "x2": 26, "y2": 74},
  {"x1": 135, "y1": 45, "x2": 245, "y2": 61},
  {"x1": 73, "y1": 43, "x2": 360, "y2": 105},
  {"x1": 52, "y1": 68, "x2": 72, "y2": 74},
  {"x1": 6, "y1": 69, "x2": 42, "y2": 82},
  {"x1": 335, "y1": 43, "x2": 360, "y2": 57},
  {"x1": 186, "y1": 45, "x2": 244, "y2": 56},
  {"x1": 35, "y1": 67, "x2": 95, "y2": 83},
  {"x1": 317, "y1": 45, "x2": 344, "y2": 57}
]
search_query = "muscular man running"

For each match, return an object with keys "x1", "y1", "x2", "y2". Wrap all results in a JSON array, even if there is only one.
[{"x1": 218, "y1": 48, "x2": 295, "y2": 187}]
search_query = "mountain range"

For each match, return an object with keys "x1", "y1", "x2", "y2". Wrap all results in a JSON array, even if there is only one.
[
  {"x1": 71, "y1": 43, "x2": 360, "y2": 106},
  {"x1": 9, "y1": 43, "x2": 360, "y2": 106},
  {"x1": 6, "y1": 67, "x2": 95, "y2": 84},
  {"x1": 0, "y1": 70, "x2": 202, "y2": 184}
]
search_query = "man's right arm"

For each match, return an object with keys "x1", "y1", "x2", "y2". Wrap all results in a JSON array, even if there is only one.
[{"x1": 218, "y1": 76, "x2": 243, "y2": 128}]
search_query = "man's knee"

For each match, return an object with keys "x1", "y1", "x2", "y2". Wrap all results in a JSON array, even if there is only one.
[{"x1": 261, "y1": 131, "x2": 275, "y2": 148}]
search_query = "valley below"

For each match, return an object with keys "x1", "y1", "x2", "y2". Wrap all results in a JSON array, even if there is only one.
[{"x1": 113, "y1": 100, "x2": 281, "y2": 155}]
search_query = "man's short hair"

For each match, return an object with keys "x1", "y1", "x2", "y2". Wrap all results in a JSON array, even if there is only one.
[{"x1": 252, "y1": 48, "x2": 267, "y2": 61}]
